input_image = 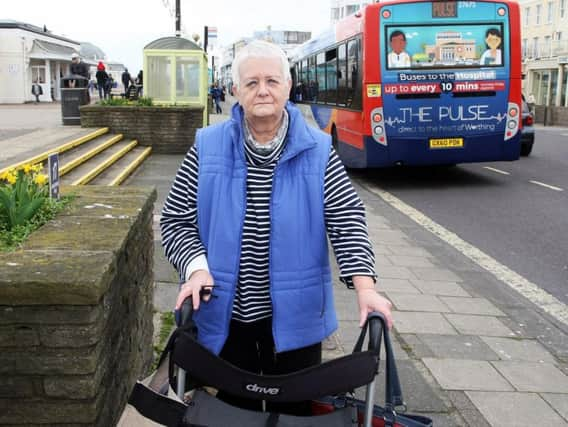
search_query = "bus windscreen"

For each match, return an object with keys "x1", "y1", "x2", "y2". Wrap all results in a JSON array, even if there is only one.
[{"x1": 385, "y1": 23, "x2": 505, "y2": 70}]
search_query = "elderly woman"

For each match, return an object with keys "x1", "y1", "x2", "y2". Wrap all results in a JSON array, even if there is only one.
[{"x1": 160, "y1": 40, "x2": 392, "y2": 414}]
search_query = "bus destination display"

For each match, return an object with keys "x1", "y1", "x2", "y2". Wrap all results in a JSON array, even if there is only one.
[{"x1": 432, "y1": 2, "x2": 457, "y2": 17}]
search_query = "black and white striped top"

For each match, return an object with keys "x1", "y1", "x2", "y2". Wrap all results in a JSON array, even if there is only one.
[{"x1": 160, "y1": 136, "x2": 375, "y2": 323}]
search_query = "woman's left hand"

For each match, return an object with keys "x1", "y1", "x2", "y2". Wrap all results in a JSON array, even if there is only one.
[{"x1": 353, "y1": 275, "x2": 393, "y2": 329}]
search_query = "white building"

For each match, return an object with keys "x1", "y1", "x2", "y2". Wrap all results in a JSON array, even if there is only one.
[
  {"x1": 520, "y1": 0, "x2": 568, "y2": 106},
  {"x1": 330, "y1": 0, "x2": 371, "y2": 24},
  {"x1": 0, "y1": 20, "x2": 82, "y2": 103},
  {"x1": 219, "y1": 30, "x2": 310, "y2": 92}
]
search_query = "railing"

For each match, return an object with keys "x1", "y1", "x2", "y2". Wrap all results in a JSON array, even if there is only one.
[{"x1": 523, "y1": 40, "x2": 568, "y2": 60}]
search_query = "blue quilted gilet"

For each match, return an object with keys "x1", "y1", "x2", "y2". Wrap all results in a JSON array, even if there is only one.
[{"x1": 194, "y1": 102, "x2": 338, "y2": 354}]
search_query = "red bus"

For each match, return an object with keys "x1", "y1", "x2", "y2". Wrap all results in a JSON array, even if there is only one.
[{"x1": 290, "y1": 0, "x2": 522, "y2": 168}]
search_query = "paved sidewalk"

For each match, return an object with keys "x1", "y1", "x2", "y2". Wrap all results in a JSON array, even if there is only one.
[{"x1": 3, "y1": 101, "x2": 568, "y2": 426}]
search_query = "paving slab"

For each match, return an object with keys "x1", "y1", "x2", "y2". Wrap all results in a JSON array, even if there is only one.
[
  {"x1": 354, "y1": 359, "x2": 449, "y2": 414},
  {"x1": 378, "y1": 278, "x2": 422, "y2": 294},
  {"x1": 492, "y1": 361, "x2": 568, "y2": 393},
  {"x1": 466, "y1": 391, "x2": 568, "y2": 426},
  {"x1": 409, "y1": 267, "x2": 463, "y2": 282},
  {"x1": 480, "y1": 337, "x2": 557, "y2": 363},
  {"x1": 375, "y1": 256, "x2": 394, "y2": 269},
  {"x1": 387, "y1": 293, "x2": 451, "y2": 312},
  {"x1": 541, "y1": 393, "x2": 568, "y2": 422},
  {"x1": 415, "y1": 334, "x2": 499, "y2": 361},
  {"x1": 410, "y1": 279, "x2": 470, "y2": 297},
  {"x1": 153, "y1": 281, "x2": 178, "y2": 313},
  {"x1": 386, "y1": 255, "x2": 437, "y2": 268},
  {"x1": 377, "y1": 265, "x2": 418, "y2": 280},
  {"x1": 372, "y1": 229, "x2": 412, "y2": 244},
  {"x1": 154, "y1": 241, "x2": 179, "y2": 283},
  {"x1": 447, "y1": 390, "x2": 491, "y2": 427},
  {"x1": 393, "y1": 312, "x2": 458, "y2": 335},
  {"x1": 444, "y1": 314, "x2": 516, "y2": 337},
  {"x1": 385, "y1": 245, "x2": 434, "y2": 257},
  {"x1": 440, "y1": 297, "x2": 505, "y2": 316},
  {"x1": 423, "y1": 358, "x2": 514, "y2": 391}
]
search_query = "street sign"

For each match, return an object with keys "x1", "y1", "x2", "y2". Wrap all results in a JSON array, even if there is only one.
[{"x1": 48, "y1": 153, "x2": 60, "y2": 200}]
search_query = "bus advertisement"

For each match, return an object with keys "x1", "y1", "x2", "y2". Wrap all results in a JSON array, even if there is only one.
[{"x1": 290, "y1": 0, "x2": 522, "y2": 168}]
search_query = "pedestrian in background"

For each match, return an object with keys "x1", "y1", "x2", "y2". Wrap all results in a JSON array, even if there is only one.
[
  {"x1": 122, "y1": 68, "x2": 132, "y2": 98},
  {"x1": 135, "y1": 70, "x2": 143, "y2": 97},
  {"x1": 31, "y1": 79, "x2": 43, "y2": 103},
  {"x1": 212, "y1": 82, "x2": 222, "y2": 114},
  {"x1": 70, "y1": 53, "x2": 89, "y2": 80},
  {"x1": 160, "y1": 40, "x2": 392, "y2": 415},
  {"x1": 105, "y1": 74, "x2": 114, "y2": 99},
  {"x1": 70, "y1": 52, "x2": 90, "y2": 102},
  {"x1": 527, "y1": 93, "x2": 536, "y2": 114},
  {"x1": 95, "y1": 62, "x2": 109, "y2": 100}
]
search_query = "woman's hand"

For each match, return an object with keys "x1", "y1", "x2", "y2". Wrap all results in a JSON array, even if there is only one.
[
  {"x1": 175, "y1": 269, "x2": 214, "y2": 311},
  {"x1": 353, "y1": 276, "x2": 393, "y2": 329}
]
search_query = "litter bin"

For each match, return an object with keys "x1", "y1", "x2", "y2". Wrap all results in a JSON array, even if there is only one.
[{"x1": 60, "y1": 74, "x2": 89, "y2": 125}]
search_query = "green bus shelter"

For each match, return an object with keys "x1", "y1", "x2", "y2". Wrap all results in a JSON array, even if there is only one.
[{"x1": 143, "y1": 36, "x2": 208, "y2": 125}]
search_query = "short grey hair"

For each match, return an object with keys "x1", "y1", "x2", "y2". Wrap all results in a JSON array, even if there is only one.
[{"x1": 231, "y1": 40, "x2": 291, "y2": 85}]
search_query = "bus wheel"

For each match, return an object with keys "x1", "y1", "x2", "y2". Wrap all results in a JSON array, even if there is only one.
[{"x1": 331, "y1": 126, "x2": 338, "y2": 150}]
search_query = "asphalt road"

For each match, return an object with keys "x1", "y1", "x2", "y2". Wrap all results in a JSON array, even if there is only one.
[{"x1": 352, "y1": 125, "x2": 568, "y2": 304}]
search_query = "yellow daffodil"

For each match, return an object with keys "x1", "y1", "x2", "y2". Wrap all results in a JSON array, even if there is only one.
[
  {"x1": 34, "y1": 174, "x2": 48, "y2": 186},
  {"x1": 23, "y1": 164, "x2": 33, "y2": 174},
  {"x1": 4, "y1": 172, "x2": 17, "y2": 185},
  {"x1": 32, "y1": 163, "x2": 43, "y2": 173}
]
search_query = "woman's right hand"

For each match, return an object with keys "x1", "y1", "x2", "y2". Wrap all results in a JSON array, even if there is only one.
[{"x1": 175, "y1": 269, "x2": 214, "y2": 311}]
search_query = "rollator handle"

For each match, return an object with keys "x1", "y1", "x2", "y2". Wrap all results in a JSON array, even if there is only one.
[
  {"x1": 175, "y1": 298, "x2": 194, "y2": 327},
  {"x1": 366, "y1": 312, "x2": 386, "y2": 354}
]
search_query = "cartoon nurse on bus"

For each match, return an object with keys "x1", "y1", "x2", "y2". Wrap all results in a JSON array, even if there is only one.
[{"x1": 479, "y1": 28, "x2": 502, "y2": 66}]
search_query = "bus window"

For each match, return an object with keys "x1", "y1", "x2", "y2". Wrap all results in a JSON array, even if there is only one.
[
  {"x1": 337, "y1": 43, "x2": 347, "y2": 106},
  {"x1": 347, "y1": 38, "x2": 362, "y2": 110},
  {"x1": 316, "y1": 52, "x2": 326, "y2": 102},
  {"x1": 300, "y1": 59, "x2": 308, "y2": 101},
  {"x1": 325, "y1": 48, "x2": 338, "y2": 105},
  {"x1": 308, "y1": 56, "x2": 316, "y2": 102}
]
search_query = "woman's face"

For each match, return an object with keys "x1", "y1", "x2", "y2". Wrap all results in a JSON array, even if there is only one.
[
  {"x1": 234, "y1": 57, "x2": 291, "y2": 123},
  {"x1": 486, "y1": 33, "x2": 501, "y2": 50}
]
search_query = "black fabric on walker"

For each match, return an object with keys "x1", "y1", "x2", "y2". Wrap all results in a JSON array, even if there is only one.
[
  {"x1": 215, "y1": 318, "x2": 321, "y2": 414},
  {"x1": 170, "y1": 320, "x2": 380, "y2": 404}
]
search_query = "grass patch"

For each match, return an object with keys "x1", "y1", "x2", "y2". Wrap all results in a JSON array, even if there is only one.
[{"x1": 151, "y1": 311, "x2": 175, "y2": 371}]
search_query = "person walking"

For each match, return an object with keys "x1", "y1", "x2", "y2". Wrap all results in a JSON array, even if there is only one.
[
  {"x1": 31, "y1": 79, "x2": 43, "y2": 103},
  {"x1": 135, "y1": 70, "x2": 143, "y2": 97},
  {"x1": 95, "y1": 62, "x2": 109, "y2": 100},
  {"x1": 160, "y1": 40, "x2": 392, "y2": 416},
  {"x1": 105, "y1": 74, "x2": 114, "y2": 99},
  {"x1": 121, "y1": 68, "x2": 132, "y2": 98},
  {"x1": 212, "y1": 82, "x2": 222, "y2": 114}
]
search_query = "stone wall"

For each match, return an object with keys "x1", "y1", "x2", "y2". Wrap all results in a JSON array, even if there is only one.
[
  {"x1": 0, "y1": 185, "x2": 156, "y2": 426},
  {"x1": 80, "y1": 105, "x2": 205, "y2": 154},
  {"x1": 534, "y1": 105, "x2": 568, "y2": 126}
]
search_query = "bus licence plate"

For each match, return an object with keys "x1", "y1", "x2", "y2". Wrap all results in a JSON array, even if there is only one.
[{"x1": 429, "y1": 138, "x2": 463, "y2": 149}]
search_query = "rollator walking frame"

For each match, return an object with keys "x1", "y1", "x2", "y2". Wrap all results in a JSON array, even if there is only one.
[{"x1": 127, "y1": 299, "x2": 433, "y2": 427}]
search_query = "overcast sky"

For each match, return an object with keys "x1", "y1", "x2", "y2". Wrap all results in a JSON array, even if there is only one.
[{"x1": 3, "y1": 0, "x2": 332, "y2": 72}]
